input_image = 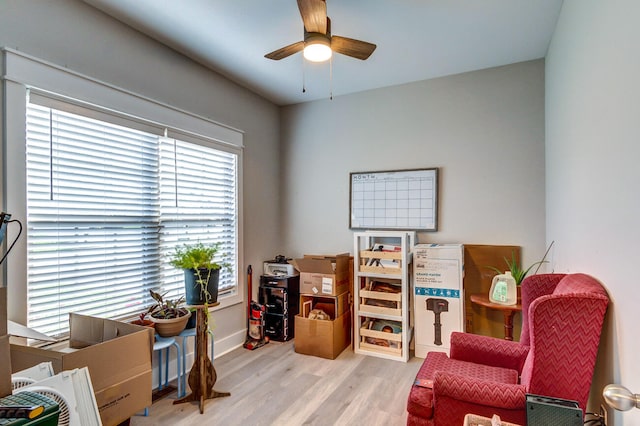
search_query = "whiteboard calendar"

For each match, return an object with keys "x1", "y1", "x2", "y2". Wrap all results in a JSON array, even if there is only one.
[{"x1": 349, "y1": 168, "x2": 438, "y2": 231}]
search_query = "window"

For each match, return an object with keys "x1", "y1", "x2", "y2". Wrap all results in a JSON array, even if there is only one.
[{"x1": 25, "y1": 98, "x2": 238, "y2": 337}]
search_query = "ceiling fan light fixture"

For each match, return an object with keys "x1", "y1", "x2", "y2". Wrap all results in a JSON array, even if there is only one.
[
  {"x1": 303, "y1": 35, "x2": 332, "y2": 62},
  {"x1": 265, "y1": 4, "x2": 375, "y2": 63}
]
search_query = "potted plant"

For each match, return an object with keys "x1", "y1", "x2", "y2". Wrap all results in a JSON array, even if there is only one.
[
  {"x1": 131, "y1": 312, "x2": 155, "y2": 328},
  {"x1": 486, "y1": 243, "x2": 554, "y2": 304},
  {"x1": 487, "y1": 242, "x2": 554, "y2": 286},
  {"x1": 147, "y1": 289, "x2": 191, "y2": 337},
  {"x1": 169, "y1": 242, "x2": 230, "y2": 306},
  {"x1": 488, "y1": 252, "x2": 543, "y2": 286}
]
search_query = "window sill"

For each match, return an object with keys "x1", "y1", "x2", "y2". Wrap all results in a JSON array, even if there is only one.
[{"x1": 210, "y1": 292, "x2": 243, "y2": 311}]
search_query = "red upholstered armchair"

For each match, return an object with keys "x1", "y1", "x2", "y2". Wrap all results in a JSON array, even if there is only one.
[{"x1": 407, "y1": 273, "x2": 609, "y2": 426}]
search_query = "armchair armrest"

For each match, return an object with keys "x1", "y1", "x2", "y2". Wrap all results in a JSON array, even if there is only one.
[
  {"x1": 449, "y1": 332, "x2": 529, "y2": 373},
  {"x1": 434, "y1": 371, "x2": 527, "y2": 409}
]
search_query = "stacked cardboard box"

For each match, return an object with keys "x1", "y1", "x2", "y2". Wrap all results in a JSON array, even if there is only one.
[
  {"x1": 291, "y1": 253, "x2": 351, "y2": 297},
  {"x1": 291, "y1": 254, "x2": 352, "y2": 359},
  {"x1": 10, "y1": 313, "x2": 154, "y2": 426}
]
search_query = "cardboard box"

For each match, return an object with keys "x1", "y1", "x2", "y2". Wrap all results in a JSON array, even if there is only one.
[
  {"x1": 1, "y1": 287, "x2": 6, "y2": 336},
  {"x1": 295, "y1": 312, "x2": 351, "y2": 360},
  {"x1": 299, "y1": 292, "x2": 350, "y2": 320},
  {"x1": 413, "y1": 244, "x2": 464, "y2": 358},
  {"x1": 96, "y1": 368, "x2": 151, "y2": 424},
  {"x1": 0, "y1": 334, "x2": 11, "y2": 398},
  {"x1": 464, "y1": 413, "x2": 520, "y2": 426},
  {"x1": 11, "y1": 314, "x2": 154, "y2": 426},
  {"x1": 291, "y1": 253, "x2": 351, "y2": 296},
  {"x1": 295, "y1": 291, "x2": 351, "y2": 359}
]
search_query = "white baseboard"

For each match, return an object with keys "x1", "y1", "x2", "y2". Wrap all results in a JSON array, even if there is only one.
[{"x1": 214, "y1": 328, "x2": 246, "y2": 358}]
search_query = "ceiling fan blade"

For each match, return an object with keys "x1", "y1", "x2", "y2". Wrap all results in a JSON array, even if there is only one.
[
  {"x1": 331, "y1": 36, "x2": 377, "y2": 60},
  {"x1": 297, "y1": 0, "x2": 327, "y2": 34},
  {"x1": 265, "y1": 41, "x2": 305, "y2": 60}
]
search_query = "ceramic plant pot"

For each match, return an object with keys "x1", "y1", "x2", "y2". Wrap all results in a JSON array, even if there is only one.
[
  {"x1": 150, "y1": 310, "x2": 191, "y2": 337},
  {"x1": 184, "y1": 268, "x2": 220, "y2": 305},
  {"x1": 131, "y1": 319, "x2": 155, "y2": 329}
]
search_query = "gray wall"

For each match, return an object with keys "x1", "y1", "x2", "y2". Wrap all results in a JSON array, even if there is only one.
[
  {"x1": 6, "y1": 1, "x2": 631, "y2": 422},
  {"x1": 281, "y1": 60, "x2": 547, "y2": 268},
  {"x1": 0, "y1": 0, "x2": 281, "y2": 354},
  {"x1": 546, "y1": 1, "x2": 640, "y2": 424}
]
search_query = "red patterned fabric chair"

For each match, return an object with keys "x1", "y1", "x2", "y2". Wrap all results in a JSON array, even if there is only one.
[{"x1": 406, "y1": 273, "x2": 609, "y2": 425}]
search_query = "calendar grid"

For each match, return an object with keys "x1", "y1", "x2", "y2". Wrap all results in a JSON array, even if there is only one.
[{"x1": 350, "y1": 168, "x2": 438, "y2": 230}]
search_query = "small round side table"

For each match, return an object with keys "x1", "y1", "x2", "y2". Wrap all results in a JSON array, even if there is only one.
[{"x1": 469, "y1": 294, "x2": 522, "y2": 341}]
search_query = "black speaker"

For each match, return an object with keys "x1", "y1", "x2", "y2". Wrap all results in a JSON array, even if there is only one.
[{"x1": 526, "y1": 394, "x2": 583, "y2": 426}]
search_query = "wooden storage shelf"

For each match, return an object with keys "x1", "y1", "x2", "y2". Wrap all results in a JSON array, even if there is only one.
[
  {"x1": 358, "y1": 250, "x2": 403, "y2": 275},
  {"x1": 354, "y1": 231, "x2": 415, "y2": 362},
  {"x1": 359, "y1": 319, "x2": 403, "y2": 356},
  {"x1": 359, "y1": 341, "x2": 402, "y2": 356},
  {"x1": 359, "y1": 290, "x2": 402, "y2": 316},
  {"x1": 358, "y1": 265, "x2": 402, "y2": 275}
]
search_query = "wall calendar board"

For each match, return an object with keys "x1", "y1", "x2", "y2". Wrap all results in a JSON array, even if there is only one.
[{"x1": 349, "y1": 168, "x2": 438, "y2": 231}]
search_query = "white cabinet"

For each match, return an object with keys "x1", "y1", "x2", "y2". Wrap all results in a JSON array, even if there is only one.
[{"x1": 353, "y1": 231, "x2": 414, "y2": 362}]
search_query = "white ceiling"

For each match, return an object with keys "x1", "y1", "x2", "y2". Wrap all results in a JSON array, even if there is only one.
[{"x1": 81, "y1": 0, "x2": 563, "y2": 106}]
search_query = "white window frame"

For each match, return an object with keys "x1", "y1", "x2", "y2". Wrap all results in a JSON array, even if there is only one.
[{"x1": 1, "y1": 48, "x2": 245, "y2": 325}]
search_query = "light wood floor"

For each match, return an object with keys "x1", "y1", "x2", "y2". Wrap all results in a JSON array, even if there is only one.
[{"x1": 130, "y1": 340, "x2": 423, "y2": 425}]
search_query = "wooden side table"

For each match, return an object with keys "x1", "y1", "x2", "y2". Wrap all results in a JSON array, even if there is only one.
[
  {"x1": 469, "y1": 294, "x2": 522, "y2": 341},
  {"x1": 173, "y1": 302, "x2": 230, "y2": 413}
]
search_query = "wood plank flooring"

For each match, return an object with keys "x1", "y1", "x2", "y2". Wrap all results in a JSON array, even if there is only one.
[{"x1": 130, "y1": 341, "x2": 423, "y2": 425}]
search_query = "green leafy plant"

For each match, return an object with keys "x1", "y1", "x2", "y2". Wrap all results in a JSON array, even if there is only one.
[
  {"x1": 169, "y1": 242, "x2": 231, "y2": 304},
  {"x1": 169, "y1": 242, "x2": 228, "y2": 271},
  {"x1": 147, "y1": 289, "x2": 189, "y2": 319},
  {"x1": 487, "y1": 242, "x2": 554, "y2": 285}
]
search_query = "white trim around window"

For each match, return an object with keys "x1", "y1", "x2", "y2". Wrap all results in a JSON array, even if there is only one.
[{"x1": 1, "y1": 48, "x2": 245, "y2": 326}]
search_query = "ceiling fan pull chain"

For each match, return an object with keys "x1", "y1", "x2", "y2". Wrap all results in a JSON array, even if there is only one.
[
  {"x1": 302, "y1": 55, "x2": 306, "y2": 93},
  {"x1": 329, "y1": 56, "x2": 333, "y2": 100}
]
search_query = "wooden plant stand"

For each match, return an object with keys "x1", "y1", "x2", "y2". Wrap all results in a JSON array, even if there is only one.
[{"x1": 173, "y1": 303, "x2": 230, "y2": 413}]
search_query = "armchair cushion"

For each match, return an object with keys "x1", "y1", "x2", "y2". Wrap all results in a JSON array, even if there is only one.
[
  {"x1": 407, "y1": 351, "x2": 518, "y2": 421},
  {"x1": 434, "y1": 371, "x2": 525, "y2": 409},
  {"x1": 449, "y1": 332, "x2": 529, "y2": 373},
  {"x1": 433, "y1": 372, "x2": 527, "y2": 426}
]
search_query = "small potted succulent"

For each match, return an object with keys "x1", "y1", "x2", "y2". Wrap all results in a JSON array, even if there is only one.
[
  {"x1": 131, "y1": 312, "x2": 155, "y2": 328},
  {"x1": 147, "y1": 289, "x2": 191, "y2": 337},
  {"x1": 487, "y1": 242, "x2": 554, "y2": 286},
  {"x1": 486, "y1": 243, "x2": 554, "y2": 303},
  {"x1": 169, "y1": 242, "x2": 230, "y2": 306},
  {"x1": 487, "y1": 252, "x2": 545, "y2": 286}
]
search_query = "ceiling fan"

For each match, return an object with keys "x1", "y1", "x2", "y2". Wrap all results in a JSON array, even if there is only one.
[{"x1": 265, "y1": 0, "x2": 376, "y2": 62}]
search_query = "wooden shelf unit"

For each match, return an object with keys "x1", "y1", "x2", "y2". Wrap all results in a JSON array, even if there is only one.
[{"x1": 353, "y1": 231, "x2": 415, "y2": 362}]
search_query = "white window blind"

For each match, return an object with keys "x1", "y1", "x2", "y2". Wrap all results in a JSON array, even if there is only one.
[
  {"x1": 158, "y1": 137, "x2": 237, "y2": 301},
  {"x1": 26, "y1": 100, "x2": 238, "y2": 337}
]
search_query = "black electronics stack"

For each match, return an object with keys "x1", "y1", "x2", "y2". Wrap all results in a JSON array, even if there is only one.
[
  {"x1": 525, "y1": 394, "x2": 583, "y2": 426},
  {"x1": 259, "y1": 257, "x2": 299, "y2": 342}
]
